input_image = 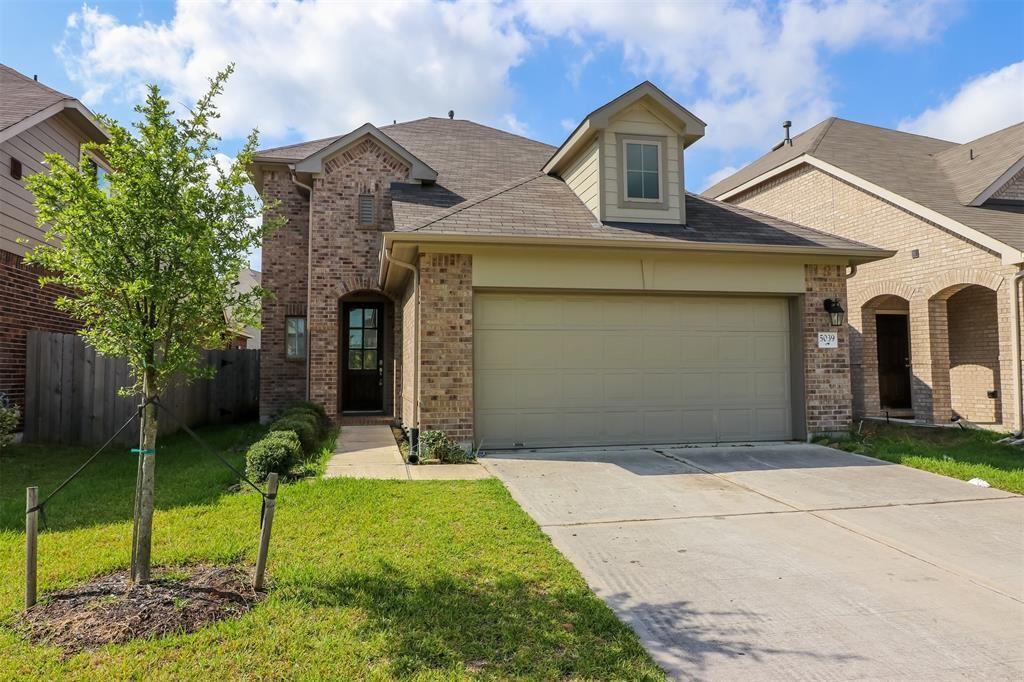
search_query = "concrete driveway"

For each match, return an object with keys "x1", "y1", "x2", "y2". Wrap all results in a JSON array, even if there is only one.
[{"x1": 482, "y1": 443, "x2": 1024, "y2": 680}]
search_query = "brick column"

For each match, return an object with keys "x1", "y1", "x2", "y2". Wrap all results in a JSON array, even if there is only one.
[
  {"x1": 996, "y1": 283, "x2": 1019, "y2": 432},
  {"x1": 852, "y1": 304, "x2": 878, "y2": 418},
  {"x1": 803, "y1": 264, "x2": 852, "y2": 435},
  {"x1": 909, "y1": 296, "x2": 951, "y2": 424},
  {"x1": 418, "y1": 253, "x2": 474, "y2": 443}
]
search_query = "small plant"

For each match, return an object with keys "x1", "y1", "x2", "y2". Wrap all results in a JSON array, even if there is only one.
[
  {"x1": 245, "y1": 431, "x2": 302, "y2": 482},
  {"x1": 268, "y1": 416, "x2": 318, "y2": 453},
  {"x1": 0, "y1": 401, "x2": 19, "y2": 451},
  {"x1": 420, "y1": 430, "x2": 472, "y2": 464}
]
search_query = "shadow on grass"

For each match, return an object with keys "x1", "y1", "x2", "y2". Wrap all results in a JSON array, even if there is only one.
[
  {"x1": 0, "y1": 422, "x2": 264, "y2": 532},
  {"x1": 278, "y1": 563, "x2": 862, "y2": 679}
]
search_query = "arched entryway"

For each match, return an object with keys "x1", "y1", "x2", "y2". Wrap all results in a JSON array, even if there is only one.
[
  {"x1": 338, "y1": 290, "x2": 396, "y2": 415},
  {"x1": 861, "y1": 294, "x2": 913, "y2": 417},
  {"x1": 944, "y1": 284, "x2": 1002, "y2": 425}
]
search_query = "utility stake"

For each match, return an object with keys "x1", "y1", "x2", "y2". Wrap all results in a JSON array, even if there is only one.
[
  {"x1": 25, "y1": 486, "x2": 38, "y2": 609},
  {"x1": 253, "y1": 473, "x2": 278, "y2": 591}
]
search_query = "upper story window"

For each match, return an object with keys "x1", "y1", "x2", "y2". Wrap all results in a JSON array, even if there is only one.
[
  {"x1": 624, "y1": 141, "x2": 661, "y2": 201},
  {"x1": 358, "y1": 194, "x2": 375, "y2": 225},
  {"x1": 86, "y1": 158, "x2": 111, "y2": 196}
]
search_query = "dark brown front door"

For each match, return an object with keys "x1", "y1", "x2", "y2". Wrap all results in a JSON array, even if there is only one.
[
  {"x1": 342, "y1": 303, "x2": 384, "y2": 412},
  {"x1": 876, "y1": 313, "x2": 911, "y2": 410}
]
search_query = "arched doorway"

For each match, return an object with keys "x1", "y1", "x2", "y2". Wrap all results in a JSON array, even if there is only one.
[{"x1": 862, "y1": 294, "x2": 912, "y2": 417}]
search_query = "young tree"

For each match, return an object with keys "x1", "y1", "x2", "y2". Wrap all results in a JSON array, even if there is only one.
[{"x1": 25, "y1": 66, "x2": 281, "y2": 582}]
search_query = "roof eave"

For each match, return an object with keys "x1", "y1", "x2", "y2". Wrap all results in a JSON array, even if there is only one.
[
  {"x1": 0, "y1": 99, "x2": 108, "y2": 145},
  {"x1": 967, "y1": 155, "x2": 1024, "y2": 207},
  {"x1": 293, "y1": 122, "x2": 438, "y2": 181}
]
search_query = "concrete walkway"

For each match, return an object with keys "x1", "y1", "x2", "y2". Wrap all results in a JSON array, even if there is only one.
[
  {"x1": 483, "y1": 443, "x2": 1024, "y2": 680},
  {"x1": 323, "y1": 425, "x2": 490, "y2": 480}
]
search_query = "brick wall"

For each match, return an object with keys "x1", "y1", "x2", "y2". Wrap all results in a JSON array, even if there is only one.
[
  {"x1": 948, "y1": 286, "x2": 1001, "y2": 423},
  {"x1": 992, "y1": 166, "x2": 1024, "y2": 201},
  {"x1": 731, "y1": 164, "x2": 1021, "y2": 431},
  {"x1": 803, "y1": 264, "x2": 853, "y2": 434},
  {"x1": 417, "y1": 253, "x2": 473, "y2": 442},
  {"x1": 259, "y1": 170, "x2": 309, "y2": 422},
  {"x1": 306, "y1": 138, "x2": 408, "y2": 420},
  {"x1": 0, "y1": 249, "x2": 79, "y2": 415}
]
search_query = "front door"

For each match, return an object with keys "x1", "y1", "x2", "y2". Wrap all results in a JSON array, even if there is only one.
[
  {"x1": 342, "y1": 303, "x2": 384, "y2": 412},
  {"x1": 876, "y1": 313, "x2": 912, "y2": 410}
]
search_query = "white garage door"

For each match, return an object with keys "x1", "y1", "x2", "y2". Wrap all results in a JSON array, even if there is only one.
[{"x1": 474, "y1": 292, "x2": 793, "y2": 448}]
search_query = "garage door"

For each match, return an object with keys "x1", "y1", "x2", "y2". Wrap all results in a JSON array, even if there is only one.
[{"x1": 474, "y1": 292, "x2": 793, "y2": 448}]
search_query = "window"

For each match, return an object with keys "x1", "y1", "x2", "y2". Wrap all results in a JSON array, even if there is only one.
[
  {"x1": 285, "y1": 316, "x2": 307, "y2": 360},
  {"x1": 358, "y1": 194, "x2": 375, "y2": 225},
  {"x1": 86, "y1": 159, "x2": 111, "y2": 196},
  {"x1": 624, "y1": 141, "x2": 660, "y2": 200}
]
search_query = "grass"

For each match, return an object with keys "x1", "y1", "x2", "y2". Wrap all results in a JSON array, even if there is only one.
[
  {"x1": 823, "y1": 421, "x2": 1024, "y2": 494},
  {"x1": 0, "y1": 422, "x2": 661, "y2": 680}
]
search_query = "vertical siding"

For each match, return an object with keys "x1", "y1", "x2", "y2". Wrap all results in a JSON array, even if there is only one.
[
  {"x1": 562, "y1": 138, "x2": 600, "y2": 217},
  {"x1": 1, "y1": 113, "x2": 88, "y2": 255},
  {"x1": 603, "y1": 103, "x2": 683, "y2": 224}
]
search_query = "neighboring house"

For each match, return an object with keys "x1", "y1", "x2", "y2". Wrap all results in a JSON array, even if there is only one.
[
  {"x1": 706, "y1": 118, "x2": 1024, "y2": 433},
  {"x1": 250, "y1": 82, "x2": 891, "y2": 448},
  {"x1": 0, "y1": 64, "x2": 108, "y2": 413},
  {"x1": 226, "y1": 266, "x2": 262, "y2": 349}
]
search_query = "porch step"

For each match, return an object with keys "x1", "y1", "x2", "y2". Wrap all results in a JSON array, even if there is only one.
[{"x1": 337, "y1": 414, "x2": 397, "y2": 426}]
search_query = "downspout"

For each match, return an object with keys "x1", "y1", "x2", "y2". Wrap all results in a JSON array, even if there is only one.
[
  {"x1": 1012, "y1": 269, "x2": 1024, "y2": 438},
  {"x1": 383, "y1": 247, "x2": 420, "y2": 454},
  {"x1": 290, "y1": 168, "x2": 314, "y2": 401}
]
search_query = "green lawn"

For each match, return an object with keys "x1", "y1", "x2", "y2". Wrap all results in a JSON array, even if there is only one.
[
  {"x1": 826, "y1": 422, "x2": 1024, "y2": 494},
  {"x1": 0, "y1": 423, "x2": 660, "y2": 680}
]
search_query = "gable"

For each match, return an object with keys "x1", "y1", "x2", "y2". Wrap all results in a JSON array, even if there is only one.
[{"x1": 991, "y1": 165, "x2": 1024, "y2": 202}]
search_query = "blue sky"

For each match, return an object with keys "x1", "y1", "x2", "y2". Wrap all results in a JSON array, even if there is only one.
[{"x1": 2, "y1": 1, "x2": 1022, "y2": 269}]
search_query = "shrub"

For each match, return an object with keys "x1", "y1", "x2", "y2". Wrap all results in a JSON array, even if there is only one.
[
  {"x1": 288, "y1": 401, "x2": 328, "y2": 423},
  {"x1": 420, "y1": 430, "x2": 471, "y2": 464},
  {"x1": 245, "y1": 430, "x2": 302, "y2": 482},
  {"x1": 278, "y1": 406, "x2": 325, "y2": 438},
  {"x1": 0, "y1": 402, "x2": 19, "y2": 451},
  {"x1": 269, "y1": 416, "x2": 318, "y2": 454}
]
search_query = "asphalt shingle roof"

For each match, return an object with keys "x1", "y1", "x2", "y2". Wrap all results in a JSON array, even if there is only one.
[
  {"x1": 0, "y1": 64, "x2": 72, "y2": 132},
  {"x1": 395, "y1": 171, "x2": 884, "y2": 255},
  {"x1": 704, "y1": 118, "x2": 1024, "y2": 253}
]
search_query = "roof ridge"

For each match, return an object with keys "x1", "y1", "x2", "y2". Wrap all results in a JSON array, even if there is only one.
[
  {"x1": 0, "y1": 63, "x2": 72, "y2": 100},
  {"x1": 805, "y1": 117, "x2": 837, "y2": 155},
  {"x1": 408, "y1": 172, "x2": 547, "y2": 232},
  {"x1": 828, "y1": 117, "x2": 956, "y2": 146}
]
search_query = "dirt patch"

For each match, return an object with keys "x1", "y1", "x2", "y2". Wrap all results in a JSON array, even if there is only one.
[{"x1": 16, "y1": 564, "x2": 263, "y2": 654}]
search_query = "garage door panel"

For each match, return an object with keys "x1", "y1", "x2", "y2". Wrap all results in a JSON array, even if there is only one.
[{"x1": 475, "y1": 292, "x2": 792, "y2": 447}]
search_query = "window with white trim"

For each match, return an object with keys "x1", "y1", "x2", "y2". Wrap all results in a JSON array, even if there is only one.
[
  {"x1": 624, "y1": 141, "x2": 660, "y2": 200},
  {"x1": 285, "y1": 316, "x2": 307, "y2": 360}
]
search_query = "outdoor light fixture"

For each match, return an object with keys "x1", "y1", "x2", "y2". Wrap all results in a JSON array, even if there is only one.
[{"x1": 823, "y1": 298, "x2": 845, "y2": 326}]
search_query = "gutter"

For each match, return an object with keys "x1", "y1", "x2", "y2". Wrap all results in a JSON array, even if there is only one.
[
  {"x1": 383, "y1": 247, "x2": 421, "y2": 453},
  {"x1": 289, "y1": 167, "x2": 314, "y2": 402}
]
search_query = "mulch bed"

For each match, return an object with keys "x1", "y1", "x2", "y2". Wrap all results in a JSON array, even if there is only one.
[{"x1": 16, "y1": 564, "x2": 263, "y2": 654}]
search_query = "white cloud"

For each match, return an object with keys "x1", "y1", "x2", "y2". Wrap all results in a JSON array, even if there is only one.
[
  {"x1": 560, "y1": 118, "x2": 576, "y2": 132},
  {"x1": 501, "y1": 113, "x2": 530, "y2": 136},
  {"x1": 704, "y1": 165, "x2": 739, "y2": 190},
  {"x1": 59, "y1": 1, "x2": 531, "y2": 143},
  {"x1": 518, "y1": 0, "x2": 950, "y2": 151},
  {"x1": 899, "y1": 61, "x2": 1024, "y2": 142}
]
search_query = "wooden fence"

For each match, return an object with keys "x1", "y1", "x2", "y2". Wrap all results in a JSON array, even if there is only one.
[{"x1": 23, "y1": 331, "x2": 259, "y2": 445}]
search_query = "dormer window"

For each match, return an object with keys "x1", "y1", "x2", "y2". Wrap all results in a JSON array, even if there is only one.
[{"x1": 624, "y1": 140, "x2": 661, "y2": 200}]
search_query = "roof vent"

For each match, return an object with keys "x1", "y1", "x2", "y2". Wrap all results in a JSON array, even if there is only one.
[
  {"x1": 33, "y1": 74, "x2": 38, "y2": 81},
  {"x1": 771, "y1": 121, "x2": 793, "y2": 151},
  {"x1": 448, "y1": 110, "x2": 454, "y2": 120},
  {"x1": 969, "y1": 148, "x2": 975, "y2": 161}
]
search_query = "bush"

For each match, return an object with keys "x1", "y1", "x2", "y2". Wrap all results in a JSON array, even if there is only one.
[
  {"x1": 420, "y1": 430, "x2": 471, "y2": 464},
  {"x1": 245, "y1": 430, "x2": 302, "y2": 482},
  {"x1": 279, "y1": 406, "x2": 325, "y2": 438},
  {"x1": 269, "y1": 416, "x2": 318, "y2": 454},
  {"x1": 287, "y1": 401, "x2": 328, "y2": 423},
  {"x1": 0, "y1": 402, "x2": 19, "y2": 451}
]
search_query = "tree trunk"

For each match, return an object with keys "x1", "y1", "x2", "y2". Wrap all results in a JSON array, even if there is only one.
[{"x1": 130, "y1": 369, "x2": 159, "y2": 584}]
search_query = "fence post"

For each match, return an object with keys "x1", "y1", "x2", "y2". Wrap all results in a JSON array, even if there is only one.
[
  {"x1": 253, "y1": 473, "x2": 279, "y2": 591},
  {"x1": 25, "y1": 486, "x2": 38, "y2": 609}
]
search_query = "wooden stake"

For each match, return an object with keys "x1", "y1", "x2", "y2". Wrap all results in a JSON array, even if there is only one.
[
  {"x1": 25, "y1": 486, "x2": 38, "y2": 609},
  {"x1": 253, "y1": 473, "x2": 278, "y2": 591}
]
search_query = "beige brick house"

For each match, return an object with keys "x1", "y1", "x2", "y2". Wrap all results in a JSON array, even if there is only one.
[
  {"x1": 251, "y1": 82, "x2": 892, "y2": 448},
  {"x1": 706, "y1": 119, "x2": 1024, "y2": 433}
]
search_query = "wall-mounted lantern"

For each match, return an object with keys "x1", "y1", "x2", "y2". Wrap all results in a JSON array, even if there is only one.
[{"x1": 823, "y1": 298, "x2": 845, "y2": 326}]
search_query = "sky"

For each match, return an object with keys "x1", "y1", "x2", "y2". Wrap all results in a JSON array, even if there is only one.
[{"x1": 2, "y1": 0, "x2": 1022, "y2": 270}]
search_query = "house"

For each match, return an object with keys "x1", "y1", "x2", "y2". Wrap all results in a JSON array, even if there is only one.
[
  {"x1": 705, "y1": 118, "x2": 1024, "y2": 434},
  {"x1": 226, "y1": 266, "x2": 262, "y2": 349},
  {"x1": 250, "y1": 82, "x2": 892, "y2": 448},
  {"x1": 0, "y1": 64, "x2": 108, "y2": 414}
]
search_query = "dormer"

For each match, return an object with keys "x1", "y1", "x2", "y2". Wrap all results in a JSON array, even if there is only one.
[{"x1": 544, "y1": 82, "x2": 705, "y2": 225}]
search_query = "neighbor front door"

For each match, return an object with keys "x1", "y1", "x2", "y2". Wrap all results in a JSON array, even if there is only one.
[
  {"x1": 342, "y1": 303, "x2": 384, "y2": 412},
  {"x1": 876, "y1": 313, "x2": 912, "y2": 410}
]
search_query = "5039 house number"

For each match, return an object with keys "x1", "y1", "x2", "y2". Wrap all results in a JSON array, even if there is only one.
[{"x1": 817, "y1": 332, "x2": 839, "y2": 348}]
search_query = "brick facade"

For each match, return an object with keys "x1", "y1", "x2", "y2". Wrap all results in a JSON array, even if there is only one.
[
  {"x1": 0, "y1": 249, "x2": 80, "y2": 415},
  {"x1": 992, "y1": 166, "x2": 1024, "y2": 201},
  {"x1": 731, "y1": 164, "x2": 1022, "y2": 431},
  {"x1": 803, "y1": 264, "x2": 853, "y2": 434},
  {"x1": 416, "y1": 253, "x2": 474, "y2": 442}
]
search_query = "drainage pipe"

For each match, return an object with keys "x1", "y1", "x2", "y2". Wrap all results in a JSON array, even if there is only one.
[
  {"x1": 383, "y1": 247, "x2": 420, "y2": 454},
  {"x1": 289, "y1": 169, "x2": 314, "y2": 402}
]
